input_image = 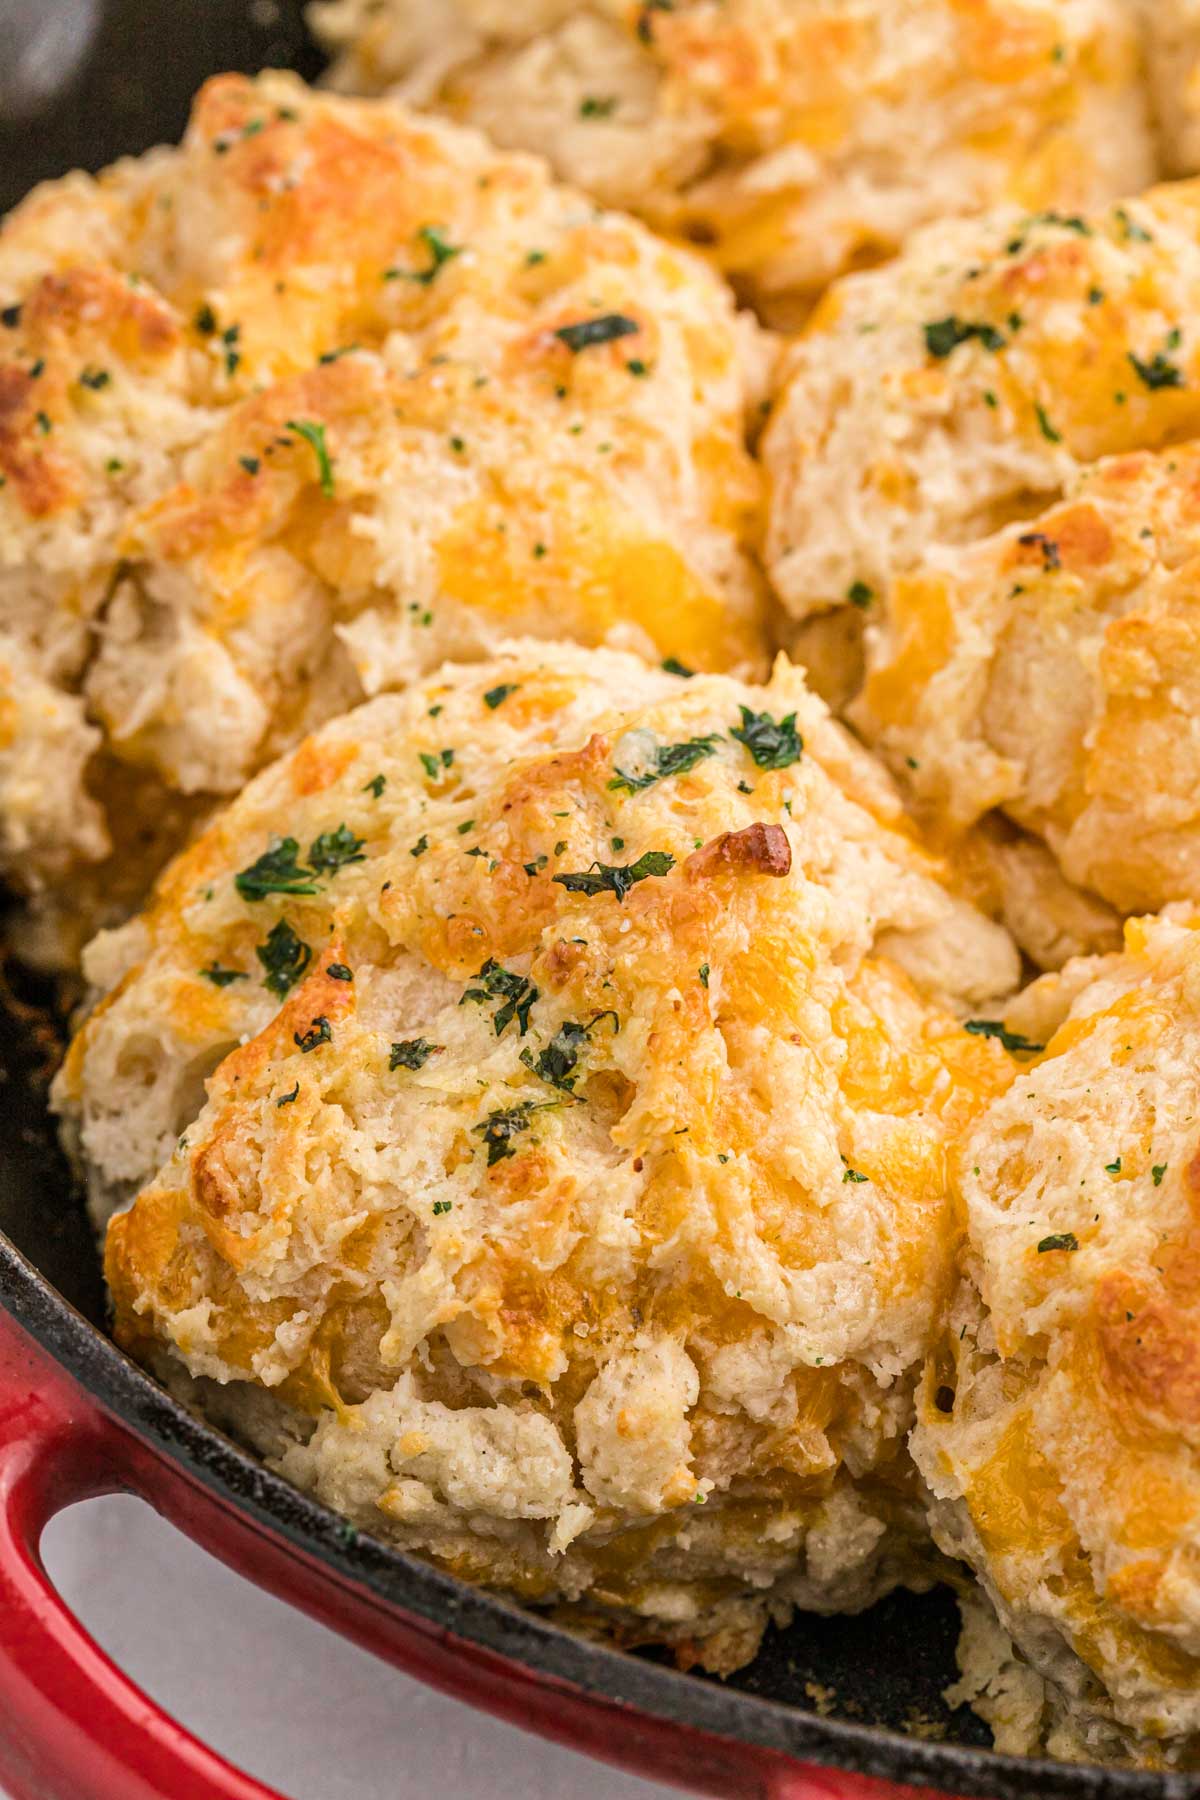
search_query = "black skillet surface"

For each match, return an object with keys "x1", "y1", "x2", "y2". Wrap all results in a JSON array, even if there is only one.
[{"x1": 0, "y1": 7, "x2": 1193, "y2": 1796}]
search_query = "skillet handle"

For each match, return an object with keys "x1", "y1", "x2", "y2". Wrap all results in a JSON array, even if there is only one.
[{"x1": 0, "y1": 1307, "x2": 288, "y2": 1800}]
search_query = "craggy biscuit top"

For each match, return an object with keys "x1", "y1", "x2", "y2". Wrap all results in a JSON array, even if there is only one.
[
  {"x1": 765, "y1": 185, "x2": 1200, "y2": 623},
  {"x1": 915, "y1": 908, "x2": 1200, "y2": 1762},
  {"x1": 854, "y1": 442, "x2": 1200, "y2": 916},
  {"x1": 310, "y1": 0, "x2": 1152, "y2": 323},
  {"x1": 59, "y1": 641, "x2": 1019, "y2": 1660},
  {"x1": 0, "y1": 70, "x2": 766, "y2": 958}
]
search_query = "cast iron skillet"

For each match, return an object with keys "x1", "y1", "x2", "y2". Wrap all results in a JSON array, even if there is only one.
[{"x1": 0, "y1": 8, "x2": 1194, "y2": 1798}]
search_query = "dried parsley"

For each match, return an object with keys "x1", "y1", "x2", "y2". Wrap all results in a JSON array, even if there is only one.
[
  {"x1": 553, "y1": 849, "x2": 674, "y2": 903},
  {"x1": 1128, "y1": 347, "x2": 1185, "y2": 391},
  {"x1": 923, "y1": 316, "x2": 1006, "y2": 359},
  {"x1": 461, "y1": 959, "x2": 539, "y2": 1035},
  {"x1": 1037, "y1": 1232, "x2": 1079, "y2": 1253},
  {"x1": 608, "y1": 733, "x2": 721, "y2": 794},
  {"x1": 406, "y1": 224, "x2": 461, "y2": 285},
  {"x1": 235, "y1": 838, "x2": 319, "y2": 901},
  {"x1": 473, "y1": 1100, "x2": 550, "y2": 1166},
  {"x1": 730, "y1": 706, "x2": 803, "y2": 770},
  {"x1": 285, "y1": 418, "x2": 334, "y2": 497},
  {"x1": 294, "y1": 1017, "x2": 332, "y2": 1053},
  {"x1": 964, "y1": 1019, "x2": 1044, "y2": 1055},
  {"x1": 256, "y1": 920, "x2": 312, "y2": 998},
  {"x1": 199, "y1": 963, "x2": 246, "y2": 987},
  {"x1": 390, "y1": 1038, "x2": 443, "y2": 1071},
  {"x1": 555, "y1": 313, "x2": 640, "y2": 353},
  {"x1": 308, "y1": 824, "x2": 366, "y2": 874},
  {"x1": 521, "y1": 1021, "x2": 590, "y2": 1091}
]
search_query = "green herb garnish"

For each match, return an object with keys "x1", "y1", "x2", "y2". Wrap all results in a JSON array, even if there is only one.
[
  {"x1": 964, "y1": 1019, "x2": 1044, "y2": 1055},
  {"x1": 520, "y1": 1021, "x2": 590, "y2": 1091},
  {"x1": 609, "y1": 733, "x2": 721, "y2": 794},
  {"x1": 294, "y1": 1017, "x2": 332, "y2": 1053},
  {"x1": 474, "y1": 1100, "x2": 550, "y2": 1166},
  {"x1": 555, "y1": 313, "x2": 640, "y2": 353},
  {"x1": 923, "y1": 316, "x2": 1006, "y2": 359},
  {"x1": 1127, "y1": 348, "x2": 1185, "y2": 391},
  {"x1": 308, "y1": 824, "x2": 366, "y2": 874},
  {"x1": 256, "y1": 920, "x2": 312, "y2": 998},
  {"x1": 235, "y1": 838, "x2": 319, "y2": 901},
  {"x1": 389, "y1": 1038, "x2": 443, "y2": 1071},
  {"x1": 285, "y1": 418, "x2": 335, "y2": 497},
  {"x1": 461, "y1": 960, "x2": 539, "y2": 1035},
  {"x1": 730, "y1": 707, "x2": 803, "y2": 770},
  {"x1": 553, "y1": 849, "x2": 674, "y2": 903},
  {"x1": 199, "y1": 963, "x2": 247, "y2": 988}
]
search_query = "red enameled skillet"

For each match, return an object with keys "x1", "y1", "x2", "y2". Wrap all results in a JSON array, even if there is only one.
[{"x1": 0, "y1": 7, "x2": 1193, "y2": 1798}]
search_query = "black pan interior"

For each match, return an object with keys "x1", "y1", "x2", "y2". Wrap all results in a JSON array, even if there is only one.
[{"x1": 0, "y1": 8, "x2": 1192, "y2": 1796}]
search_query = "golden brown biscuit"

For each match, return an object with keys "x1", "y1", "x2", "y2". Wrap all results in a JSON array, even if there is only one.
[
  {"x1": 0, "y1": 70, "x2": 766, "y2": 963},
  {"x1": 915, "y1": 907, "x2": 1200, "y2": 1765},
  {"x1": 765, "y1": 187, "x2": 1200, "y2": 626},
  {"x1": 1139, "y1": 0, "x2": 1200, "y2": 176},
  {"x1": 309, "y1": 0, "x2": 1153, "y2": 325},
  {"x1": 854, "y1": 444, "x2": 1200, "y2": 916},
  {"x1": 58, "y1": 641, "x2": 1020, "y2": 1666}
]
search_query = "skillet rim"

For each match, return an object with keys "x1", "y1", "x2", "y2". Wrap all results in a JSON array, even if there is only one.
[{"x1": 0, "y1": 1226, "x2": 1190, "y2": 1800}]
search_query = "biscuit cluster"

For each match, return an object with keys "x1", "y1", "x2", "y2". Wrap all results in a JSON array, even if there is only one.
[{"x1": 15, "y1": 10, "x2": 1200, "y2": 1768}]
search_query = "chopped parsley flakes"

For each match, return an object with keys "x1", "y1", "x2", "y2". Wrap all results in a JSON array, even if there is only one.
[
  {"x1": 1036, "y1": 1232, "x2": 1079, "y2": 1253},
  {"x1": 609, "y1": 733, "x2": 721, "y2": 794},
  {"x1": 483, "y1": 683, "x2": 519, "y2": 710},
  {"x1": 553, "y1": 849, "x2": 675, "y2": 903},
  {"x1": 235, "y1": 826, "x2": 364, "y2": 901},
  {"x1": 474, "y1": 1100, "x2": 549, "y2": 1166},
  {"x1": 389, "y1": 1038, "x2": 443, "y2": 1071},
  {"x1": 235, "y1": 837, "x2": 319, "y2": 901},
  {"x1": 462, "y1": 959, "x2": 539, "y2": 1035},
  {"x1": 420, "y1": 749, "x2": 455, "y2": 780},
  {"x1": 294, "y1": 1016, "x2": 332, "y2": 1053},
  {"x1": 1127, "y1": 347, "x2": 1185, "y2": 391},
  {"x1": 308, "y1": 824, "x2": 366, "y2": 875},
  {"x1": 407, "y1": 224, "x2": 461, "y2": 285},
  {"x1": 199, "y1": 963, "x2": 246, "y2": 987},
  {"x1": 730, "y1": 706, "x2": 803, "y2": 770},
  {"x1": 1034, "y1": 403, "x2": 1062, "y2": 443},
  {"x1": 521, "y1": 1020, "x2": 590, "y2": 1091},
  {"x1": 554, "y1": 313, "x2": 640, "y2": 353},
  {"x1": 256, "y1": 920, "x2": 312, "y2": 998},
  {"x1": 1152, "y1": 1163, "x2": 1168, "y2": 1186},
  {"x1": 964, "y1": 1019, "x2": 1044, "y2": 1056},
  {"x1": 285, "y1": 418, "x2": 335, "y2": 497},
  {"x1": 923, "y1": 316, "x2": 1006, "y2": 359}
]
